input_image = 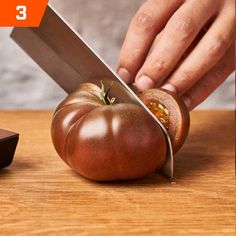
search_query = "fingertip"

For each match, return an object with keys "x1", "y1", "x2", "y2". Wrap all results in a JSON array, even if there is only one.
[
  {"x1": 182, "y1": 96, "x2": 192, "y2": 111},
  {"x1": 117, "y1": 67, "x2": 133, "y2": 84},
  {"x1": 135, "y1": 75, "x2": 155, "y2": 91},
  {"x1": 162, "y1": 83, "x2": 178, "y2": 94}
]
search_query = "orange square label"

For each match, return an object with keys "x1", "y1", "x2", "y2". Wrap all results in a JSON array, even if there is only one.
[{"x1": 0, "y1": 0, "x2": 48, "y2": 27}]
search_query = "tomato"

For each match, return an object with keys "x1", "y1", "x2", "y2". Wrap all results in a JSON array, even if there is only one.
[{"x1": 51, "y1": 83, "x2": 167, "y2": 181}]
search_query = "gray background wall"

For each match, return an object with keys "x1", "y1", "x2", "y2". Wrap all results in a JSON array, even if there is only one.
[{"x1": 0, "y1": 0, "x2": 234, "y2": 109}]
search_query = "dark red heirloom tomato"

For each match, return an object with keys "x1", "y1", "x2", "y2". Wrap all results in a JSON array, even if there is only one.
[{"x1": 51, "y1": 83, "x2": 167, "y2": 181}]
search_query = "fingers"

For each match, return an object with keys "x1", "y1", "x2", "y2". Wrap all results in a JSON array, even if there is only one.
[
  {"x1": 162, "y1": 4, "x2": 235, "y2": 95},
  {"x1": 135, "y1": 0, "x2": 219, "y2": 91},
  {"x1": 117, "y1": 0, "x2": 183, "y2": 83},
  {"x1": 182, "y1": 43, "x2": 235, "y2": 111}
]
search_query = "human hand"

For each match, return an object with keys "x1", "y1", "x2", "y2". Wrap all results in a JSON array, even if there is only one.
[{"x1": 117, "y1": 0, "x2": 235, "y2": 110}]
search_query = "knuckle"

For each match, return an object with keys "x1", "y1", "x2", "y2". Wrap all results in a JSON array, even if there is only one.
[
  {"x1": 178, "y1": 70, "x2": 194, "y2": 83},
  {"x1": 133, "y1": 12, "x2": 155, "y2": 32},
  {"x1": 172, "y1": 70, "x2": 195, "y2": 94},
  {"x1": 207, "y1": 35, "x2": 228, "y2": 58},
  {"x1": 168, "y1": 15, "x2": 196, "y2": 39},
  {"x1": 120, "y1": 48, "x2": 142, "y2": 69},
  {"x1": 149, "y1": 59, "x2": 167, "y2": 75}
]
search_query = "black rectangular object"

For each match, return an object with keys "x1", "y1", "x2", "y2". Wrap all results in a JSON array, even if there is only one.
[{"x1": 0, "y1": 129, "x2": 19, "y2": 168}]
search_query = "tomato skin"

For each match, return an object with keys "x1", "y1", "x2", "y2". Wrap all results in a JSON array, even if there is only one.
[
  {"x1": 51, "y1": 102, "x2": 100, "y2": 165},
  {"x1": 66, "y1": 104, "x2": 166, "y2": 181},
  {"x1": 51, "y1": 83, "x2": 102, "y2": 165},
  {"x1": 51, "y1": 83, "x2": 167, "y2": 181}
]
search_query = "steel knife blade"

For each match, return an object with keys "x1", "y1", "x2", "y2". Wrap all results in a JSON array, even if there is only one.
[{"x1": 10, "y1": 5, "x2": 174, "y2": 179}]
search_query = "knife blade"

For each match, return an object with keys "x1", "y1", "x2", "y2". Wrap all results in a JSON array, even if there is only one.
[{"x1": 10, "y1": 5, "x2": 174, "y2": 179}]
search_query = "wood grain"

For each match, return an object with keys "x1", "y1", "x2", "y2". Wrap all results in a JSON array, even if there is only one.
[{"x1": 0, "y1": 110, "x2": 234, "y2": 236}]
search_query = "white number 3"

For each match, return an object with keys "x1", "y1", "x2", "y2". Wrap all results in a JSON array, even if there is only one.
[{"x1": 16, "y1": 6, "x2": 27, "y2": 20}]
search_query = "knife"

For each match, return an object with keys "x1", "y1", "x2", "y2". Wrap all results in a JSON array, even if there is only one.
[{"x1": 10, "y1": 5, "x2": 174, "y2": 179}]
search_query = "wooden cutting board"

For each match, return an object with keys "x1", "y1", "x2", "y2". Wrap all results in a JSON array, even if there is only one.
[{"x1": 0, "y1": 110, "x2": 234, "y2": 236}]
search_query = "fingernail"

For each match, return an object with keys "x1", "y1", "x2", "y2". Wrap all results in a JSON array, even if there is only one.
[
  {"x1": 135, "y1": 75, "x2": 155, "y2": 91},
  {"x1": 183, "y1": 96, "x2": 191, "y2": 110},
  {"x1": 162, "y1": 84, "x2": 177, "y2": 93},
  {"x1": 117, "y1": 68, "x2": 132, "y2": 84}
]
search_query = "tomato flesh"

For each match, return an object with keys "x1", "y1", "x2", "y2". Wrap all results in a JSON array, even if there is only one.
[{"x1": 145, "y1": 100, "x2": 170, "y2": 129}]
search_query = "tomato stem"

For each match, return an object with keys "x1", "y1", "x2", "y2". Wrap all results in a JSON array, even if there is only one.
[{"x1": 99, "y1": 81, "x2": 116, "y2": 105}]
